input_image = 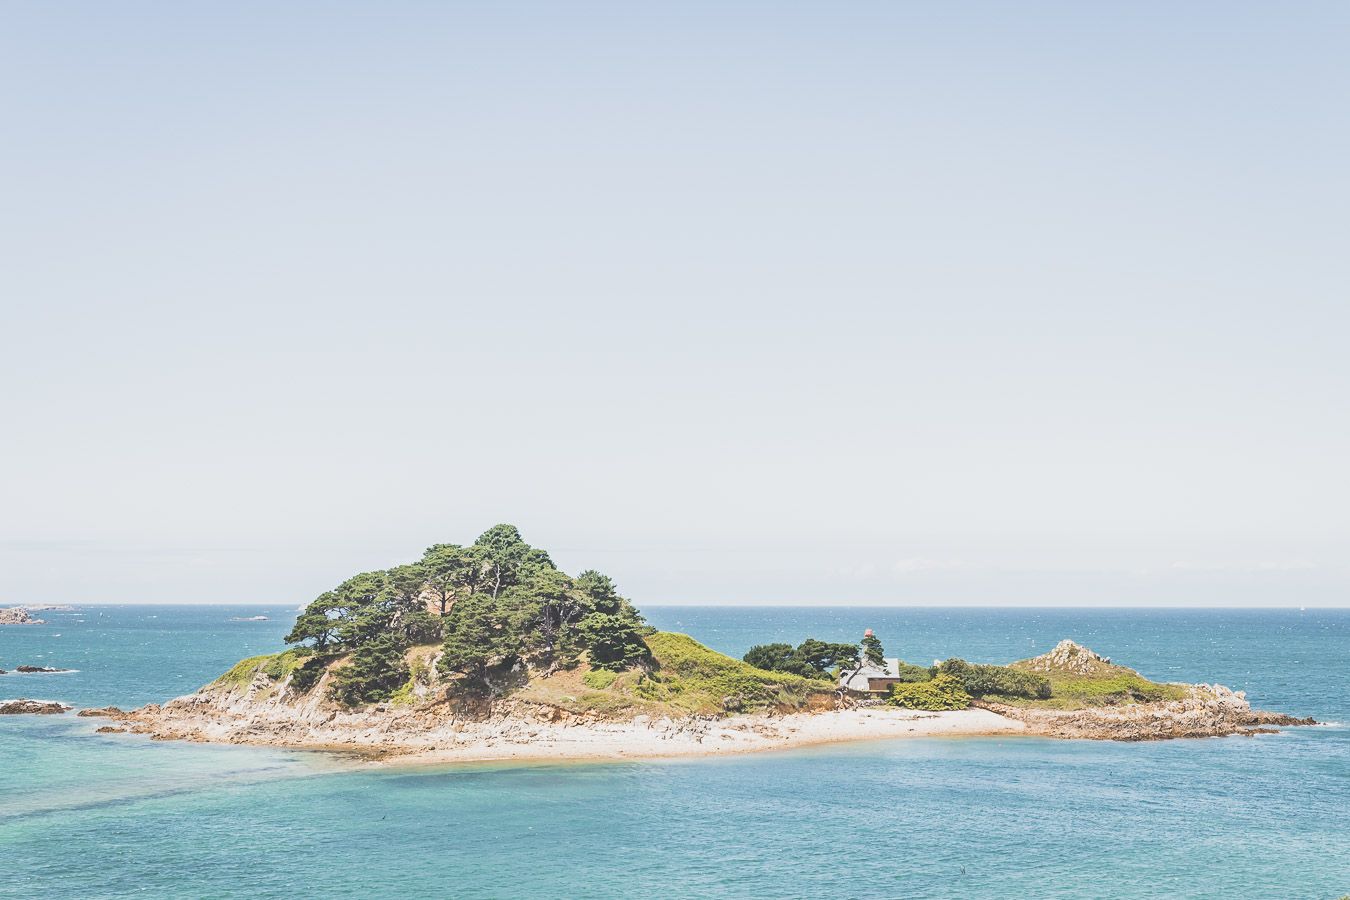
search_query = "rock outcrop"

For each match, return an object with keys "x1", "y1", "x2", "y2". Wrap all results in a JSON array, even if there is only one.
[
  {"x1": 13, "y1": 665, "x2": 73, "y2": 674},
  {"x1": 981, "y1": 683, "x2": 1315, "y2": 741},
  {"x1": 77, "y1": 706, "x2": 125, "y2": 718},
  {"x1": 0, "y1": 699, "x2": 72, "y2": 715},
  {"x1": 1018, "y1": 639, "x2": 1112, "y2": 675},
  {"x1": 0, "y1": 607, "x2": 45, "y2": 626}
]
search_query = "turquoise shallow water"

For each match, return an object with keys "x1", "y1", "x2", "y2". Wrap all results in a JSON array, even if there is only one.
[{"x1": 2, "y1": 606, "x2": 1348, "y2": 898}]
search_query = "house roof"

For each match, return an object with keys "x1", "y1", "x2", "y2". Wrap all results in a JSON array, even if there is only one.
[{"x1": 838, "y1": 658, "x2": 903, "y2": 692}]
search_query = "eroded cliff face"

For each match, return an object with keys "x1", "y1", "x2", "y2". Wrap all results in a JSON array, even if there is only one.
[
  {"x1": 114, "y1": 659, "x2": 687, "y2": 756},
  {"x1": 980, "y1": 684, "x2": 1315, "y2": 741}
]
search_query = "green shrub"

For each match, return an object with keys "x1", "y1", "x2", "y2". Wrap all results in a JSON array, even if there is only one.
[
  {"x1": 289, "y1": 655, "x2": 331, "y2": 694},
  {"x1": 261, "y1": 649, "x2": 310, "y2": 681},
  {"x1": 888, "y1": 674, "x2": 972, "y2": 710},
  {"x1": 891, "y1": 661, "x2": 935, "y2": 683},
  {"x1": 388, "y1": 654, "x2": 434, "y2": 706},
  {"x1": 212, "y1": 649, "x2": 317, "y2": 690},
  {"x1": 583, "y1": 668, "x2": 618, "y2": 690},
  {"x1": 1046, "y1": 673, "x2": 1187, "y2": 705},
  {"x1": 937, "y1": 658, "x2": 1051, "y2": 699},
  {"x1": 212, "y1": 655, "x2": 273, "y2": 688}
]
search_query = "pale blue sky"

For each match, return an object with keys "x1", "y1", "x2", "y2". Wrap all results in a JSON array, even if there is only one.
[{"x1": 2, "y1": 3, "x2": 1347, "y2": 606}]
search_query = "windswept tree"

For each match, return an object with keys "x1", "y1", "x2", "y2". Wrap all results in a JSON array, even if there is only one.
[
  {"x1": 861, "y1": 629, "x2": 886, "y2": 668},
  {"x1": 578, "y1": 612, "x2": 651, "y2": 672},
  {"x1": 330, "y1": 632, "x2": 410, "y2": 706},
  {"x1": 797, "y1": 639, "x2": 860, "y2": 675},
  {"x1": 743, "y1": 639, "x2": 859, "y2": 679},
  {"x1": 474, "y1": 524, "x2": 554, "y2": 599},
  {"x1": 437, "y1": 594, "x2": 521, "y2": 691},
  {"x1": 744, "y1": 643, "x2": 800, "y2": 674},
  {"x1": 285, "y1": 594, "x2": 343, "y2": 650},
  {"x1": 574, "y1": 570, "x2": 623, "y2": 614},
  {"x1": 332, "y1": 572, "x2": 396, "y2": 648},
  {"x1": 420, "y1": 544, "x2": 490, "y2": 615}
]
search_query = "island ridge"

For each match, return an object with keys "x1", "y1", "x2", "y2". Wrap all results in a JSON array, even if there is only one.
[{"x1": 74, "y1": 526, "x2": 1313, "y2": 761}]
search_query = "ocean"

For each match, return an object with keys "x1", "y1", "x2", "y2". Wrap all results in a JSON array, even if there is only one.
[{"x1": 2, "y1": 605, "x2": 1347, "y2": 899}]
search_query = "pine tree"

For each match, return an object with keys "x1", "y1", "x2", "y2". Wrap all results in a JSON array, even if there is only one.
[{"x1": 861, "y1": 629, "x2": 885, "y2": 667}]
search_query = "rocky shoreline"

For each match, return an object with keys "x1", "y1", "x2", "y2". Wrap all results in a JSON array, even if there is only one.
[
  {"x1": 106, "y1": 695, "x2": 1024, "y2": 761},
  {"x1": 94, "y1": 667, "x2": 1316, "y2": 761},
  {"x1": 6, "y1": 684, "x2": 1316, "y2": 758},
  {"x1": 978, "y1": 684, "x2": 1316, "y2": 741}
]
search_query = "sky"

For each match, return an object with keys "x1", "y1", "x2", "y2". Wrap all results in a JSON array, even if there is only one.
[{"x1": 1, "y1": 3, "x2": 1347, "y2": 606}]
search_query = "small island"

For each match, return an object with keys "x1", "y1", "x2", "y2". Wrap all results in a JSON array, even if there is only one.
[
  {"x1": 107, "y1": 526, "x2": 1314, "y2": 761},
  {"x1": 0, "y1": 607, "x2": 45, "y2": 626}
]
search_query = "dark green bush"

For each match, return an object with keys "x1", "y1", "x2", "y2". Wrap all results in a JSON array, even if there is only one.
[
  {"x1": 891, "y1": 661, "x2": 935, "y2": 683},
  {"x1": 888, "y1": 674, "x2": 972, "y2": 710},
  {"x1": 289, "y1": 655, "x2": 331, "y2": 694},
  {"x1": 578, "y1": 611, "x2": 652, "y2": 672},
  {"x1": 330, "y1": 634, "x2": 411, "y2": 706},
  {"x1": 937, "y1": 658, "x2": 1051, "y2": 700},
  {"x1": 743, "y1": 639, "x2": 859, "y2": 680}
]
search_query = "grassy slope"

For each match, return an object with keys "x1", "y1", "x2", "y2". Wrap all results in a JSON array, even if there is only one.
[
  {"x1": 637, "y1": 632, "x2": 830, "y2": 713},
  {"x1": 519, "y1": 632, "x2": 832, "y2": 717},
  {"x1": 209, "y1": 635, "x2": 1193, "y2": 717},
  {"x1": 211, "y1": 649, "x2": 310, "y2": 689},
  {"x1": 204, "y1": 636, "x2": 1192, "y2": 717},
  {"x1": 1003, "y1": 655, "x2": 1188, "y2": 710},
  {"x1": 206, "y1": 632, "x2": 831, "y2": 719}
]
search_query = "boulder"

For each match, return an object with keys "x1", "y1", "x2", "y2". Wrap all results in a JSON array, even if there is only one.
[{"x1": 77, "y1": 706, "x2": 125, "y2": 718}]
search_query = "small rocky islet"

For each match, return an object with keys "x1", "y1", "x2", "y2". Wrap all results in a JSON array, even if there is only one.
[
  {"x1": 0, "y1": 699, "x2": 73, "y2": 715},
  {"x1": 72, "y1": 525, "x2": 1313, "y2": 757},
  {"x1": 0, "y1": 664, "x2": 76, "y2": 676},
  {"x1": 0, "y1": 606, "x2": 46, "y2": 626}
]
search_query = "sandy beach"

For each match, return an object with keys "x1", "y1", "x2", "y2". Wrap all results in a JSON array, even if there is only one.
[
  {"x1": 110, "y1": 701, "x2": 1025, "y2": 765},
  {"x1": 378, "y1": 707, "x2": 1026, "y2": 765}
]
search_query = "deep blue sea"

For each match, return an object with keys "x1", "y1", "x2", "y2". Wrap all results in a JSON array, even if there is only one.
[{"x1": 2, "y1": 606, "x2": 1348, "y2": 899}]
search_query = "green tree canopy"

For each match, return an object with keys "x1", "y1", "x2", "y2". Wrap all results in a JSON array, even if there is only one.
[
  {"x1": 284, "y1": 524, "x2": 651, "y2": 705},
  {"x1": 742, "y1": 638, "x2": 859, "y2": 680},
  {"x1": 861, "y1": 631, "x2": 886, "y2": 668}
]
